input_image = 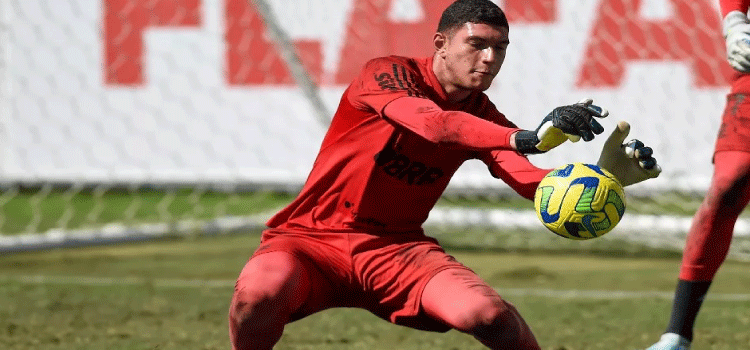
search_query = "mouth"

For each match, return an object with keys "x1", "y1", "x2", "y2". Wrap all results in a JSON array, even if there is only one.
[
  {"x1": 473, "y1": 67, "x2": 496, "y2": 73},
  {"x1": 472, "y1": 70, "x2": 494, "y2": 77}
]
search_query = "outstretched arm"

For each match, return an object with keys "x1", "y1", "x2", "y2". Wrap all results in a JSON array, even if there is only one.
[
  {"x1": 482, "y1": 150, "x2": 552, "y2": 200},
  {"x1": 383, "y1": 97, "x2": 521, "y2": 151},
  {"x1": 383, "y1": 97, "x2": 609, "y2": 154}
]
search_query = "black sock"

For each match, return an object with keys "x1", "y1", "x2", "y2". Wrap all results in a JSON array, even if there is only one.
[{"x1": 665, "y1": 279, "x2": 712, "y2": 341}]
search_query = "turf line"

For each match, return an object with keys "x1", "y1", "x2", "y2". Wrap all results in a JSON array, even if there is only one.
[{"x1": 3, "y1": 275, "x2": 750, "y2": 301}]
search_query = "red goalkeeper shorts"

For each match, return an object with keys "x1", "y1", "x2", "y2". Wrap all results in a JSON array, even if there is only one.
[
  {"x1": 715, "y1": 93, "x2": 750, "y2": 154},
  {"x1": 246, "y1": 228, "x2": 474, "y2": 332}
]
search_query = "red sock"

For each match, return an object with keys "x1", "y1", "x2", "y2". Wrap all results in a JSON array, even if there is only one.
[{"x1": 679, "y1": 151, "x2": 750, "y2": 281}]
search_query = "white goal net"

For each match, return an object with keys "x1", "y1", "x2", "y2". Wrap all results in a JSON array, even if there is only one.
[{"x1": 1, "y1": 0, "x2": 749, "y2": 260}]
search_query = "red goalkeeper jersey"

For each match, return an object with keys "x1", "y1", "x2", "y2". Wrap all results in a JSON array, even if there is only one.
[{"x1": 266, "y1": 56, "x2": 549, "y2": 233}]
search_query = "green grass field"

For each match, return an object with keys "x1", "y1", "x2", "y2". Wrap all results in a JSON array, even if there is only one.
[
  {"x1": 0, "y1": 188, "x2": 721, "y2": 235},
  {"x1": 0, "y1": 189, "x2": 292, "y2": 235},
  {"x1": 1, "y1": 233, "x2": 749, "y2": 350}
]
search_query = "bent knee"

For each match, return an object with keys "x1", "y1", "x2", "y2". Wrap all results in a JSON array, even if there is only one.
[
  {"x1": 448, "y1": 297, "x2": 509, "y2": 332},
  {"x1": 457, "y1": 299, "x2": 529, "y2": 338},
  {"x1": 229, "y1": 289, "x2": 287, "y2": 350},
  {"x1": 230, "y1": 286, "x2": 290, "y2": 330},
  {"x1": 469, "y1": 302, "x2": 540, "y2": 350},
  {"x1": 230, "y1": 252, "x2": 310, "y2": 325}
]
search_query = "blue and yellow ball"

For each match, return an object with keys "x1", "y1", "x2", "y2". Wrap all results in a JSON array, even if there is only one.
[{"x1": 534, "y1": 163, "x2": 626, "y2": 240}]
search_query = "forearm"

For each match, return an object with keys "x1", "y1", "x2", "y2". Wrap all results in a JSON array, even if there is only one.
[
  {"x1": 484, "y1": 150, "x2": 551, "y2": 200},
  {"x1": 499, "y1": 168, "x2": 549, "y2": 200},
  {"x1": 383, "y1": 97, "x2": 521, "y2": 151}
]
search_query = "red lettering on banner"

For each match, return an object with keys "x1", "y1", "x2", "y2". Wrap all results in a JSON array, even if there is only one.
[
  {"x1": 225, "y1": 0, "x2": 322, "y2": 85},
  {"x1": 504, "y1": 0, "x2": 556, "y2": 23},
  {"x1": 334, "y1": 0, "x2": 449, "y2": 84},
  {"x1": 104, "y1": 0, "x2": 558, "y2": 87},
  {"x1": 335, "y1": 0, "x2": 557, "y2": 84},
  {"x1": 104, "y1": 0, "x2": 201, "y2": 85},
  {"x1": 577, "y1": 0, "x2": 732, "y2": 88}
]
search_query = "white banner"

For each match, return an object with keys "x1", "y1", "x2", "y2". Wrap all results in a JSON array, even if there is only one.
[{"x1": 1, "y1": 0, "x2": 730, "y2": 192}]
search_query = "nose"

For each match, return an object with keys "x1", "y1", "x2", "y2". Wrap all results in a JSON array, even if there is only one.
[{"x1": 481, "y1": 47, "x2": 497, "y2": 64}]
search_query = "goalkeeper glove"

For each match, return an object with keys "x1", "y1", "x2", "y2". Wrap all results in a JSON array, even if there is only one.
[
  {"x1": 723, "y1": 10, "x2": 750, "y2": 72},
  {"x1": 597, "y1": 121, "x2": 661, "y2": 187},
  {"x1": 515, "y1": 98, "x2": 609, "y2": 154}
]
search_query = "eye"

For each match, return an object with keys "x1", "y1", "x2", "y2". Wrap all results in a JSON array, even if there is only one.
[{"x1": 470, "y1": 41, "x2": 487, "y2": 50}]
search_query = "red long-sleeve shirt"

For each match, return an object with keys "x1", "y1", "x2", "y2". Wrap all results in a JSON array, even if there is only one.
[{"x1": 266, "y1": 55, "x2": 550, "y2": 233}]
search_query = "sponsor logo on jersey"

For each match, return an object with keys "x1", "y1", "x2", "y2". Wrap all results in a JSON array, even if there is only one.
[{"x1": 374, "y1": 147, "x2": 444, "y2": 185}]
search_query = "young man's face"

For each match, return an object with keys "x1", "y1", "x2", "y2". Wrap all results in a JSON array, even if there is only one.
[{"x1": 435, "y1": 22, "x2": 509, "y2": 92}]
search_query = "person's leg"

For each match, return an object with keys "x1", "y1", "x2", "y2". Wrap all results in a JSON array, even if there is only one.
[
  {"x1": 666, "y1": 151, "x2": 750, "y2": 341},
  {"x1": 348, "y1": 231, "x2": 540, "y2": 349},
  {"x1": 421, "y1": 268, "x2": 541, "y2": 350},
  {"x1": 228, "y1": 230, "x2": 352, "y2": 350},
  {"x1": 228, "y1": 251, "x2": 312, "y2": 350}
]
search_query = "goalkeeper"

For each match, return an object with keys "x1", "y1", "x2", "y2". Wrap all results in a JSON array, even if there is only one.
[
  {"x1": 643, "y1": 1, "x2": 750, "y2": 350},
  {"x1": 228, "y1": 1, "x2": 660, "y2": 349}
]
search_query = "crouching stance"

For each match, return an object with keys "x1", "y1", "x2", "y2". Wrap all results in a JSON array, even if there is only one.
[{"x1": 230, "y1": 1, "x2": 660, "y2": 349}]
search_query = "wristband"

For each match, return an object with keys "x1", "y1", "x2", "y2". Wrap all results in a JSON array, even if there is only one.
[{"x1": 514, "y1": 130, "x2": 543, "y2": 154}]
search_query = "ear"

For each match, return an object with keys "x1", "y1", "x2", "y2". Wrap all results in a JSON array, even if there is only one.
[{"x1": 433, "y1": 32, "x2": 447, "y2": 57}]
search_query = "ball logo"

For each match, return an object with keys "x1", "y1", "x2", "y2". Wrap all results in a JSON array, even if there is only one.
[{"x1": 534, "y1": 163, "x2": 626, "y2": 239}]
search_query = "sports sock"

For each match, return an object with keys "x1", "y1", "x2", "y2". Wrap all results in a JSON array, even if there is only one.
[
  {"x1": 665, "y1": 279, "x2": 712, "y2": 341},
  {"x1": 678, "y1": 151, "x2": 750, "y2": 282}
]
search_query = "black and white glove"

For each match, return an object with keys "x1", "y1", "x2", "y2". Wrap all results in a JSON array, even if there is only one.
[
  {"x1": 723, "y1": 10, "x2": 750, "y2": 72},
  {"x1": 597, "y1": 121, "x2": 661, "y2": 187},
  {"x1": 515, "y1": 98, "x2": 609, "y2": 154}
]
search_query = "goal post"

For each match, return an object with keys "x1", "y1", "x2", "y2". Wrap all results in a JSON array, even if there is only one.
[{"x1": 247, "y1": 0, "x2": 331, "y2": 127}]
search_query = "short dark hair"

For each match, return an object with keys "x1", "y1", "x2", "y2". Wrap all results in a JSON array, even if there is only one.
[{"x1": 437, "y1": 0, "x2": 508, "y2": 35}]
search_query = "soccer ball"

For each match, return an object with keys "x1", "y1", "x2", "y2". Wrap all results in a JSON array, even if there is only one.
[{"x1": 533, "y1": 163, "x2": 626, "y2": 240}]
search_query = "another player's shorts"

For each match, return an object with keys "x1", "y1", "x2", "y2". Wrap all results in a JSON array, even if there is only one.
[
  {"x1": 715, "y1": 93, "x2": 750, "y2": 154},
  {"x1": 246, "y1": 228, "x2": 475, "y2": 332}
]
